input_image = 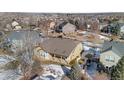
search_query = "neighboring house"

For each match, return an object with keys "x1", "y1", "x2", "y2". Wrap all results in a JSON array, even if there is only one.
[
  {"x1": 6, "y1": 24, "x2": 12, "y2": 31},
  {"x1": 33, "y1": 38, "x2": 83, "y2": 66},
  {"x1": 120, "y1": 25, "x2": 124, "y2": 38},
  {"x1": 11, "y1": 21, "x2": 19, "y2": 27},
  {"x1": 101, "y1": 22, "x2": 120, "y2": 35},
  {"x1": 100, "y1": 41, "x2": 124, "y2": 67},
  {"x1": 117, "y1": 22, "x2": 124, "y2": 37},
  {"x1": 49, "y1": 21, "x2": 56, "y2": 30},
  {"x1": 99, "y1": 23, "x2": 108, "y2": 31},
  {"x1": 7, "y1": 31, "x2": 42, "y2": 53},
  {"x1": 62, "y1": 23, "x2": 76, "y2": 34},
  {"x1": 55, "y1": 22, "x2": 76, "y2": 34},
  {"x1": 14, "y1": 25, "x2": 22, "y2": 30},
  {"x1": 11, "y1": 21, "x2": 22, "y2": 30},
  {"x1": 55, "y1": 21, "x2": 68, "y2": 33}
]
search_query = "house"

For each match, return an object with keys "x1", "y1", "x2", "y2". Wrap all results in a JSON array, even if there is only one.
[
  {"x1": 14, "y1": 25, "x2": 22, "y2": 30},
  {"x1": 99, "y1": 23, "x2": 108, "y2": 31},
  {"x1": 11, "y1": 21, "x2": 19, "y2": 27},
  {"x1": 33, "y1": 38, "x2": 83, "y2": 66},
  {"x1": 100, "y1": 41, "x2": 124, "y2": 67},
  {"x1": 11, "y1": 21, "x2": 22, "y2": 30},
  {"x1": 62, "y1": 23, "x2": 76, "y2": 34},
  {"x1": 55, "y1": 22, "x2": 76, "y2": 34},
  {"x1": 55, "y1": 21, "x2": 68, "y2": 33},
  {"x1": 49, "y1": 21, "x2": 56, "y2": 30},
  {"x1": 120, "y1": 25, "x2": 124, "y2": 38}
]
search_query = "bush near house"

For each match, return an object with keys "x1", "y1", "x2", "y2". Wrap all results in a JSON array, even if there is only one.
[{"x1": 3, "y1": 60, "x2": 20, "y2": 70}]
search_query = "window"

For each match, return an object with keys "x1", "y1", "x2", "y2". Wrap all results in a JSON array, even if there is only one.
[
  {"x1": 105, "y1": 56, "x2": 114, "y2": 62},
  {"x1": 40, "y1": 51, "x2": 49, "y2": 59},
  {"x1": 109, "y1": 56, "x2": 114, "y2": 62}
]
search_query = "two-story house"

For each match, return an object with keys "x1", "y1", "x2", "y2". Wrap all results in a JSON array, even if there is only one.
[
  {"x1": 33, "y1": 38, "x2": 83, "y2": 66},
  {"x1": 100, "y1": 41, "x2": 124, "y2": 67}
]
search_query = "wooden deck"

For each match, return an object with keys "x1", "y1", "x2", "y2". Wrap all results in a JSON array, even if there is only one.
[{"x1": 33, "y1": 55, "x2": 71, "y2": 67}]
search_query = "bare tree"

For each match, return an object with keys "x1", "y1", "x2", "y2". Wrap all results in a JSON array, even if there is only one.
[{"x1": 16, "y1": 31, "x2": 40, "y2": 79}]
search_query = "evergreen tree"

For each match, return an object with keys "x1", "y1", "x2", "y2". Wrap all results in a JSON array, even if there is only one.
[{"x1": 111, "y1": 56, "x2": 124, "y2": 80}]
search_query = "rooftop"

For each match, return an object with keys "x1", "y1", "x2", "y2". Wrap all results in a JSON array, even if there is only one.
[
  {"x1": 101, "y1": 41, "x2": 124, "y2": 56},
  {"x1": 41, "y1": 38, "x2": 80, "y2": 57}
]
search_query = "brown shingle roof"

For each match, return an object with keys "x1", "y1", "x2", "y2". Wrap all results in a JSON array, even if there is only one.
[{"x1": 41, "y1": 38, "x2": 80, "y2": 57}]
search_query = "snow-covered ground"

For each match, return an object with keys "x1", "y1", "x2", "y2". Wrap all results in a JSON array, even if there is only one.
[
  {"x1": 83, "y1": 45, "x2": 92, "y2": 51},
  {"x1": 98, "y1": 34, "x2": 110, "y2": 40},
  {"x1": 77, "y1": 31, "x2": 87, "y2": 35},
  {"x1": 82, "y1": 41, "x2": 102, "y2": 48},
  {"x1": 0, "y1": 55, "x2": 15, "y2": 64},
  {"x1": 0, "y1": 55, "x2": 21, "y2": 80},
  {"x1": 36, "y1": 65, "x2": 65, "y2": 80},
  {"x1": 0, "y1": 69, "x2": 21, "y2": 80}
]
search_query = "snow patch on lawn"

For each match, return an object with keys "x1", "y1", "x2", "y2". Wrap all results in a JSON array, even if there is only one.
[
  {"x1": 39, "y1": 65, "x2": 65, "y2": 80},
  {"x1": 0, "y1": 55, "x2": 21, "y2": 80},
  {"x1": 0, "y1": 55, "x2": 15, "y2": 64},
  {"x1": 98, "y1": 35, "x2": 110, "y2": 40},
  {"x1": 0, "y1": 69, "x2": 21, "y2": 80},
  {"x1": 83, "y1": 45, "x2": 91, "y2": 51}
]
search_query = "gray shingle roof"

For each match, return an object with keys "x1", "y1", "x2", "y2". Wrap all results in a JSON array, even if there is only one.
[
  {"x1": 41, "y1": 38, "x2": 80, "y2": 57},
  {"x1": 101, "y1": 41, "x2": 124, "y2": 57}
]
